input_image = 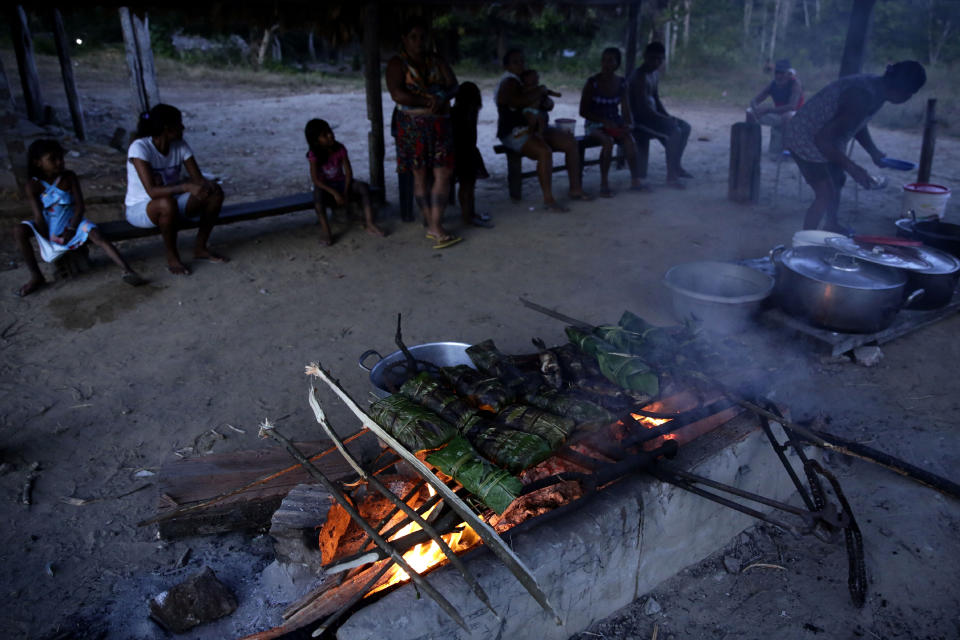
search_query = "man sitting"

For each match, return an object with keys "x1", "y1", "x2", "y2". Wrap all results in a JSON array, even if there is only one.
[
  {"x1": 627, "y1": 41, "x2": 692, "y2": 188},
  {"x1": 746, "y1": 59, "x2": 804, "y2": 154}
]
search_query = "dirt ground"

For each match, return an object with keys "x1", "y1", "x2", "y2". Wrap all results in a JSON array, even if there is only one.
[{"x1": 1, "y1": 52, "x2": 959, "y2": 640}]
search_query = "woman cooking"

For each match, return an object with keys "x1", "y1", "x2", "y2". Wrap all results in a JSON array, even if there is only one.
[{"x1": 385, "y1": 18, "x2": 462, "y2": 249}]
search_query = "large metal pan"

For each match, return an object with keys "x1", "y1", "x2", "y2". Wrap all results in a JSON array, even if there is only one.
[{"x1": 895, "y1": 217, "x2": 960, "y2": 258}]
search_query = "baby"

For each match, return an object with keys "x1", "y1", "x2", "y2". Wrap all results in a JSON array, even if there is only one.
[{"x1": 521, "y1": 69, "x2": 561, "y2": 135}]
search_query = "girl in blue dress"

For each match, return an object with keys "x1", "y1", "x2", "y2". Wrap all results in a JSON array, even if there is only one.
[{"x1": 14, "y1": 139, "x2": 145, "y2": 296}]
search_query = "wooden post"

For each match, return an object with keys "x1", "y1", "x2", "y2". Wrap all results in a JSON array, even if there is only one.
[
  {"x1": 838, "y1": 0, "x2": 876, "y2": 77},
  {"x1": 363, "y1": 2, "x2": 385, "y2": 199},
  {"x1": 10, "y1": 6, "x2": 45, "y2": 124},
  {"x1": 52, "y1": 9, "x2": 86, "y2": 140},
  {"x1": 624, "y1": 0, "x2": 640, "y2": 77},
  {"x1": 0, "y1": 53, "x2": 15, "y2": 114},
  {"x1": 917, "y1": 98, "x2": 937, "y2": 184},
  {"x1": 728, "y1": 122, "x2": 761, "y2": 203},
  {"x1": 119, "y1": 7, "x2": 160, "y2": 114}
]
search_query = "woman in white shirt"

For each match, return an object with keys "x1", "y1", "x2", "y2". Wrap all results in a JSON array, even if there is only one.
[{"x1": 125, "y1": 103, "x2": 227, "y2": 275}]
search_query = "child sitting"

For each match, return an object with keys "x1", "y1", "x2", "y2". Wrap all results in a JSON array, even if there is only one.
[
  {"x1": 304, "y1": 119, "x2": 385, "y2": 245},
  {"x1": 14, "y1": 139, "x2": 145, "y2": 297},
  {"x1": 520, "y1": 69, "x2": 561, "y2": 135}
]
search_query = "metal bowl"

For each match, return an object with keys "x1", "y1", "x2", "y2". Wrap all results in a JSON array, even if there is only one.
[
  {"x1": 663, "y1": 261, "x2": 775, "y2": 334},
  {"x1": 358, "y1": 342, "x2": 474, "y2": 398}
]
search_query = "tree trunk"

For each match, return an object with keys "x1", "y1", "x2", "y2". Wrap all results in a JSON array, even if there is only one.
[
  {"x1": 815, "y1": 0, "x2": 821, "y2": 22},
  {"x1": 271, "y1": 35, "x2": 281, "y2": 62},
  {"x1": 363, "y1": 2, "x2": 384, "y2": 198},
  {"x1": 743, "y1": 0, "x2": 753, "y2": 51},
  {"x1": 52, "y1": 8, "x2": 86, "y2": 140},
  {"x1": 118, "y1": 7, "x2": 160, "y2": 115},
  {"x1": 11, "y1": 5, "x2": 45, "y2": 123},
  {"x1": 768, "y1": 0, "x2": 783, "y2": 66},
  {"x1": 308, "y1": 30, "x2": 316, "y2": 61},
  {"x1": 759, "y1": 1, "x2": 768, "y2": 60},
  {"x1": 802, "y1": 0, "x2": 810, "y2": 28},
  {"x1": 663, "y1": 19, "x2": 671, "y2": 71},
  {"x1": 624, "y1": 0, "x2": 640, "y2": 76},
  {"x1": 682, "y1": 0, "x2": 692, "y2": 49},
  {"x1": 256, "y1": 23, "x2": 280, "y2": 69}
]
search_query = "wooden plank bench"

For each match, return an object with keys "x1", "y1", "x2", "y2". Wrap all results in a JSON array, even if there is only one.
[
  {"x1": 494, "y1": 133, "x2": 652, "y2": 201},
  {"x1": 98, "y1": 188, "x2": 382, "y2": 242}
]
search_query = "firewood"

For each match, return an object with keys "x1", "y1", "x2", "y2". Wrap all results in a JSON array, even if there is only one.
[
  {"x1": 258, "y1": 421, "x2": 470, "y2": 632},
  {"x1": 308, "y1": 386, "x2": 496, "y2": 616}
]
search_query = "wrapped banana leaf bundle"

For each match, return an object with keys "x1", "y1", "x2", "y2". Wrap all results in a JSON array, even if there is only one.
[
  {"x1": 565, "y1": 326, "x2": 660, "y2": 396},
  {"x1": 400, "y1": 372, "x2": 479, "y2": 430},
  {"x1": 368, "y1": 394, "x2": 458, "y2": 452},
  {"x1": 459, "y1": 415, "x2": 553, "y2": 473},
  {"x1": 553, "y1": 342, "x2": 602, "y2": 385},
  {"x1": 467, "y1": 340, "x2": 544, "y2": 395},
  {"x1": 523, "y1": 388, "x2": 615, "y2": 428},
  {"x1": 426, "y1": 436, "x2": 522, "y2": 514},
  {"x1": 497, "y1": 404, "x2": 575, "y2": 450},
  {"x1": 401, "y1": 372, "x2": 552, "y2": 472},
  {"x1": 443, "y1": 365, "x2": 515, "y2": 413}
]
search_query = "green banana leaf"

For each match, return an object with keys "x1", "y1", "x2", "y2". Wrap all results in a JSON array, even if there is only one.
[
  {"x1": 566, "y1": 326, "x2": 660, "y2": 396},
  {"x1": 400, "y1": 372, "x2": 479, "y2": 431},
  {"x1": 443, "y1": 365, "x2": 515, "y2": 414},
  {"x1": 523, "y1": 389, "x2": 615, "y2": 428},
  {"x1": 497, "y1": 404, "x2": 575, "y2": 450},
  {"x1": 368, "y1": 394, "x2": 457, "y2": 452},
  {"x1": 426, "y1": 436, "x2": 522, "y2": 514},
  {"x1": 466, "y1": 340, "x2": 543, "y2": 394},
  {"x1": 460, "y1": 416, "x2": 554, "y2": 473}
]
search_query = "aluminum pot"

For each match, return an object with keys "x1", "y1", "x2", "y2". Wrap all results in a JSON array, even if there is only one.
[
  {"x1": 358, "y1": 342, "x2": 473, "y2": 398},
  {"x1": 662, "y1": 261, "x2": 774, "y2": 334},
  {"x1": 771, "y1": 245, "x2": 921, "y2": 333},
  {"x1": 824, "y1": 236, "x2": 960, "y2": 310}
]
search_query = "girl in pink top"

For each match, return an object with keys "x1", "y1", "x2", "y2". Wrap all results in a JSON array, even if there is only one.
[{"x1": 305, "y1": 119, "x2": 385, "y2": 245}]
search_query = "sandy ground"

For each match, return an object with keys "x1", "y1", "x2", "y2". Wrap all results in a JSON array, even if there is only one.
[{"x1": 1, "y1": 52, "x2": 959, "y2": 639}]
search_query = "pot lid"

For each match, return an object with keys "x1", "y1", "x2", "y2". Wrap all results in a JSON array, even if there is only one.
[
  {"x1": 825, "y1": 236, "x2": 960, "y2": 274},
  {"x1": 778, "y1": 246, "x2": 906, "y2": 290}
]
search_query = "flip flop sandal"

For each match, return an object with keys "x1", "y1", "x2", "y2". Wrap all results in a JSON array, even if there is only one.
[
  {"x1": 570, "y1": 192, "x2": 595, "y2": 201},
  {"x1": 471, "y1": 215, "x2": 495, "y2": 228},
  {"x1": 542, "y1": 202, "x2": 570, "y2": 213},
  {"x1": 599, "y1": 189, "x2": 615, "y2": 198},
  {"x1": 629, "y1": 183, "x2": 652, "y2": 192},
  {"x1": 432, "y1": 235, "x2": 463, "y2": 249}
]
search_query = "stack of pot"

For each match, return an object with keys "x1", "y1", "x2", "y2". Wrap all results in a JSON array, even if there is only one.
[{"x1": 771, "y1": 236, "x2": 960, "y2": 334}]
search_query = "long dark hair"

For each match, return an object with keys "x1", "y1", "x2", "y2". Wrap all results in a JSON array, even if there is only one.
[
  {"x1": 135, "y1": 103, "x2": 182, "y2": 139},
  {"x1": 304, "y1": 118, "x2": 341, "y2": 164},
  {"x1": 26, "y1": 139, "x2": 64, "y2": 179}
]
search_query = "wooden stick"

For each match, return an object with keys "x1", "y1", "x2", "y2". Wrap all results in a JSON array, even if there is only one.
[
  {"x1": 311, "y1": 561, "x2": 394, "y2": 637},
  {"x1": 306, "y1": 362, "x2": 562, "y2": 625},
  {"x1": 137, "y1": 429, "x2": 368, "y2": 527},
  {"x1": 258, "y1": 421, "x2": 469, "y2": 631},
  {"x1": 308, "y1": 386, "x2": 496, "y2": 616}
]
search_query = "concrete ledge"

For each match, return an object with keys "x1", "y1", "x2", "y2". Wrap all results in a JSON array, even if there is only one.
[{"x1": 337, "y1": 414, "x2": 813, "y2": 640}]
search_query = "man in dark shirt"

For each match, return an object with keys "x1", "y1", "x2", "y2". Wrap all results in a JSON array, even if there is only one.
[
  {"x1": 747, "y1": 59, "x2": 804, "y2": 129},
  {"x1": 627, "y1": 41, "x2": 692, "y2": 188}
]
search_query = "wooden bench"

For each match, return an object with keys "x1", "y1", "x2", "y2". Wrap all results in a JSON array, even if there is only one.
[
  {"x1": 98, "y1": 189, "x2": 380, "y2": 242},
  {"x1": 494, "y1": 133, "x2": 651, "y2": 201}
]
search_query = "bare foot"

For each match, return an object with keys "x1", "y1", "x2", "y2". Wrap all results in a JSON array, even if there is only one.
[
  {"x1": 193, "y1": 250, "x2": 230, "y2": 263},
  {"x1": 568, "y1": 191, "x2": 594, "y2": 201},
  {"x1": 167, "y1": 261, "x2": 191, "y2": 276},
  {"x1": 121, "y1": 271, "x2": 148, "y2": 286},
  {"x1": 319, "y1": 230, "x2": 334, "y2": 246},
  {"x1": 17, "y1": 277, "x2": 46, "y2": 297},
  {"x1": 366, "y1": 224, "x2": 386, "y2": 238}
]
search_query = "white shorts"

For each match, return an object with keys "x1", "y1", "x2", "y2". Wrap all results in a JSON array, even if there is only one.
[{"x1": 124, "y1": 192, "x2": 191, "y2": 228}]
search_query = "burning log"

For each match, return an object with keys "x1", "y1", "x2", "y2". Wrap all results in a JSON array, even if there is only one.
[
  {"x1": 308, "y1": 387, "x2": 496, "y2": 615},
  {"x1": 258, "y1": 421, "x2": 472, "y2": 631}
]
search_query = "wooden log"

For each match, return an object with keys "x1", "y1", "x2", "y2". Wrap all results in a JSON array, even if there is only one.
[
  {"x1": 918, "y1": 98, "x2": 937, "y2": 184},
  {"x1": 0, "y1": 54, "x2": 16, "y2": 114},
  {"x1": 11, "y1": 5, "x2": 45, "y2": 123},
  {"x1": 153, "y1": 441, "x2": 355, "y2": 539},
  {"x1": 728, "y1": 122, "x2": 761, "y2": 203},
  {"x1": 363, "y1": 2, "x2": 385, "y2": 198},
  {"x1": 52, "y1": 9, "x2": 86, "y2": 141}
]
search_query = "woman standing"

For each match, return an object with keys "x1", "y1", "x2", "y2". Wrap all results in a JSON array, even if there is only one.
[{"x1": 385, "y1": 18, "x2": 462, "y2": 249}]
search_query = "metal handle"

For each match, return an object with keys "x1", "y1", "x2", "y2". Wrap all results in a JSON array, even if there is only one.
[
  {"x1": 358, "y1": 349, "x2": 383, "y2": 372},
  {"x1": 769, "y1": 244, "x2": 786, "y2": 261},
  {"x1": 904, "y1": 288, "x2": 925, "y2": 307}
]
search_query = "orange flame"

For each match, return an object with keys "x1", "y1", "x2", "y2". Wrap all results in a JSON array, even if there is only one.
[
  {"x1": 368, "y1": 486, "x2": 482, "y2": 594},
  {"x1": 630, "y1": 413, "x2": 672, "y2": 427}
]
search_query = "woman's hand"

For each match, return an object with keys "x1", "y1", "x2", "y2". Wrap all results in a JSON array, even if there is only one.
[
  {"x1": 870, "y1": 150, "x2": 887, "y2": 167},
  {"x1": 333, "y1": 191, "x2": 347, "y2": 206},
  {"x1": 847, "y1": 162, "x2": 874, "y2": 188}
]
